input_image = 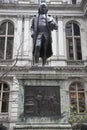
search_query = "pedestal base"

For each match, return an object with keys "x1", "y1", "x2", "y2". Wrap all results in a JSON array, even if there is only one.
[{"x1": 14, "y1": 123, "x2": 72, "y2": 130}]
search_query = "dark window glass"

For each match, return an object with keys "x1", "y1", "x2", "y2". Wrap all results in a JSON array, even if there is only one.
[
  {"x1": 0, "y1": 22, "x2": 6, "y2": 35},
  {"x1": 75, "y1": 38, "x2": 82, "y2": 60},
  {"x1": 74, "y1": 23, "x2": 80, "y2": 36},
  {"x1": 3, "y1": 83, "x2": 9, "y2": 91},
  {"x1": 66, "y1": 23, "x2": 72, "y2": 36},
  {"x1": 1, "y1": 92, "x2": 9, "y2": 112},
  {"x1": 70, "y1": 96, "x2": 77, "y2": 112},
  {"x1": 0, "y1": 83, "x2": 9, "y2": 113},
  {"x1": 0, "y1": 37, "x2": 5, "y2": 59},
  {"x1": 72, "y1": 0, "x2": 76, "y2": 4},
  {"x1": 8, "y1": 22, "x2": 14, "y2": 35},
  {"x1": 67, "y1": 38, "x2": 74, "y2": 60},
  {"x1": 6, "y1": 37, "x2": 13, "y2": 59},
  {"x1": 78, "y1": 92, "x2": 85, "y2": 112}
]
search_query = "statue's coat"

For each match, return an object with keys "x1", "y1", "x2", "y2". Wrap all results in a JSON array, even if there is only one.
[{"x1": 31, "y1": 14, "x2": 53, "y2": 59}]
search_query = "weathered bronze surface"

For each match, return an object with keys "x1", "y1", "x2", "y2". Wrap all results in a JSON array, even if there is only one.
[
  {"x1": 24, "y1": 86, "x2": 60, "y2": 117},
  {"x1": 31, "y1": 2, "x2": 57, "y2": 65}
]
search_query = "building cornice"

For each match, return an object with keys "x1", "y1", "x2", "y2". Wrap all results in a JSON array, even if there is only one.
[
  {"x1": 0, "y1": 3, "x2": 81, "y2": 10},
  {"x1": 0, "y1": 3, "x2": 84, "y2": 17}
]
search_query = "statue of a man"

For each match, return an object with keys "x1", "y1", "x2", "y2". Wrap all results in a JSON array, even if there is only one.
[{"x1": 31, "y1": 2, "x2": 57, "y2": 65}]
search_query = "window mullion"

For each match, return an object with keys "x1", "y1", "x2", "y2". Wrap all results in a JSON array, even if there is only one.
[{"x1": 4, "y1": 22, "x2": 8, "y2": 60}]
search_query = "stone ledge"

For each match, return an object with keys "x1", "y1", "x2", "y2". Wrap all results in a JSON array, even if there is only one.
[{"x1": 14, "y1": 123, "x2": 72, "y2": 130}]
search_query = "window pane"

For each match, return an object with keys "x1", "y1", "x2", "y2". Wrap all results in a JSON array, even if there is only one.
[
  {"x1": 75, "y1": 38, "x2": 82, "y2": 60},
  {"x1": 79, "y1": 100, "x2": 85, "y2": 112},
  {"x1": 0, "y1": 22, "x2": 6, "y2": 35},
  {"x1": 3, "y1": 83, "x2": 9, "y2": 91},
  {"x1": 1, "y1": 92, "x2": 9, "y2": 112},
  {"x1": 78, "y1": 92, "x2": 85, "y2": 112},
  {"x1": 66, "y1": 23, "x2": 72, "y2": 36},
  {"x1": 70, "y1": 83, "x2": 76, "y2": 90},
  {"x1": 78, "y1": 86, "x2": 84, "y2": 91},
  {"x1": 72, "y1": 0, "x2": 76, "y2": 4},
  {"x1": 74, "y1": 23, "x2": 80, "y2": 36},
  {"x1": 67, "y1": 38, "x2": 74, "y2": 60},
  {"x1": 70, "y1": 92, "x2": 76, "y2": 99},
  {"x1": 0, "y1": 37, "x2": 5, "y2": 59},
  {"x1": 70, "y1": 99, "x2": 77, "y2": 112},
  {"x1": 8, "y1": 22, "x2": 14, "y2": 35},
  {"x1": 6, "y1": 37, "x2": 13, "y2": 59},
  {"x1": 78, "y1": 93, "x2": 85, "y2": 99}
]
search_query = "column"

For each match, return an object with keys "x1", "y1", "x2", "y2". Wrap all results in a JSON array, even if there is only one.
[{"x1": 58, "y1": 16, "x2": 65, "y2": 58}]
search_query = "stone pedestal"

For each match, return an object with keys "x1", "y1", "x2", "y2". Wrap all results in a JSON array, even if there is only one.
[{"x1": 13, "y1": 66, "x2": 73, "y2": 130}]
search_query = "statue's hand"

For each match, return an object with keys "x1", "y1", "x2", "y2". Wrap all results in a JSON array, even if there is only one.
[
  {"x1": 48, "y1": 20, "x2": 58, "y2": 31},
  {"x1": 31, "y1": 33, "x2": 34, "y2": 38},
  {"x1": 54, "y1": 24, "x2": 58, "y2": 30}
]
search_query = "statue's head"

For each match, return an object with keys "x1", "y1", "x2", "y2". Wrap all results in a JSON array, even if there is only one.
[{"x1": 38, "y1": 3, "x2": 48, "y2": 14}]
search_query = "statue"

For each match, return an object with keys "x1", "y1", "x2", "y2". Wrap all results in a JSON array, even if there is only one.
[{"x1": 31, "y1": 2, "x2": 58, "y2": 66}]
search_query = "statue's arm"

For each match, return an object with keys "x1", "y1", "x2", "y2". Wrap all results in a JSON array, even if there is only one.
[{"x1": 48, "y1": 16, "x2": 58, "y2": 31}]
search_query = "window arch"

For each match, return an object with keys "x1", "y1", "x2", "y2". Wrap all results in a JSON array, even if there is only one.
[
  {"x1": 0, "y1": 82, "x2": 10, "y2": 113},
  {"x1": 66, "y1": 22, "x2": 82, "y2": 60},
  {"x1": 69, "y1": 82, "x2": 85, "y2": 113},
  {"x1": 0, "y1": 21, "x2": 14, "y2": 60}
]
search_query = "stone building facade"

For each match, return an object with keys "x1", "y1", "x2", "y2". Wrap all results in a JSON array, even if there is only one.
[{"x1": 0, "y1": 0, "x2": 87, "y2": 130}]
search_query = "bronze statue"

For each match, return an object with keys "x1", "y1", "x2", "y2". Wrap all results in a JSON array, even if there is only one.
[{"x1": 31, "y1": 2, "x2": 58, "y2": 66}]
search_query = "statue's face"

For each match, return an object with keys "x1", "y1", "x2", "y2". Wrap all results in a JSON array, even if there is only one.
[{"x1": 39, "y1": 4, "x2": 47, "y2": 14}]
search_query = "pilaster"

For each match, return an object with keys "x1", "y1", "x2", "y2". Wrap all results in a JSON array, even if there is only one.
[
  {"x1": 23, "y1": 15, "x2": 30, "y2": 57},
  {"x1": 15, "y1": 15, "x2": 23, "y2": 58},
  {"x1": 52, "y1": 16, "x2": 58, "y2": 56},
  {"x1": 58, "y1": 16, "x2": 65, "y2": 59}
]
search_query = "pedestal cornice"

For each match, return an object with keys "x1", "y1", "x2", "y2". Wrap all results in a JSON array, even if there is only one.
[{"x1": 0, "y1": 66, "x2": 86, "y2": 80}]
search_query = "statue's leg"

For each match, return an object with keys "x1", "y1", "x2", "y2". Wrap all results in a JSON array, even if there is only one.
[
  {"x1": 42, "y1": 40, "x2": 47, "y2": 65},
  {"x1": 35, "y1": 46, "x2": 40, "y2": 64},
  {"x1": 34, "y1": 38, "x2": 41, "y2": 65}
]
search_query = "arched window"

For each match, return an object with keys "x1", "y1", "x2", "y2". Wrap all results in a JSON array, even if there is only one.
[
  {"x1": 69, "y1": 82, "x2": 85, "y2": 113},
  {"x1": 66, "y1": 22, "x2": 82, "y2": 60},
  {"x1": 0, "y1": 83, "x2": 10, "y2": 113},
  {"x1": 0, "y1": 21, "x2": 14, "y2": 60}
]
